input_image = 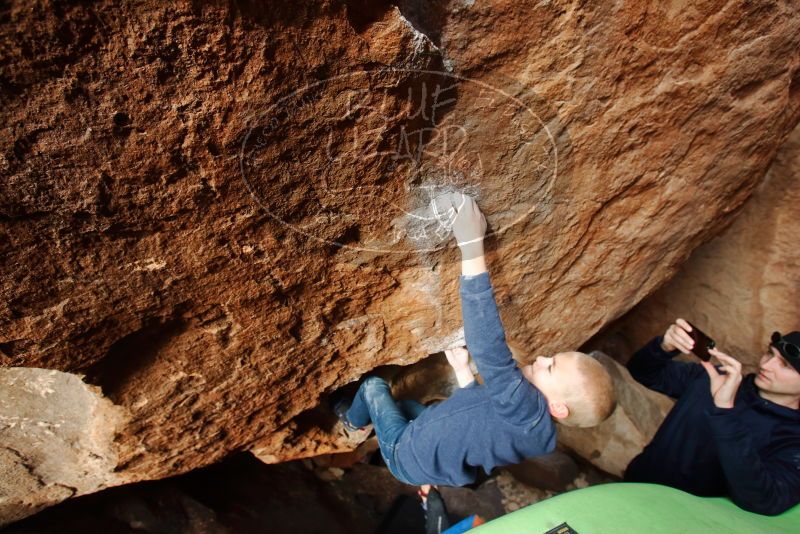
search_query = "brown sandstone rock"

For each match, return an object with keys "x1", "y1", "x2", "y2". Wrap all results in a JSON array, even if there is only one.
[
  {"x1": 0, "y1": 368, "x2": 125, "y2": 524},
  {"x1": 1, "y1": 0, "x2": 800, "y2": 524},
  {"x1": 592, "y1": 122, "x2": 800, "y2": 370},
  {"x1": 504, "y1": 451, "x2": 580, "y2": 492}
]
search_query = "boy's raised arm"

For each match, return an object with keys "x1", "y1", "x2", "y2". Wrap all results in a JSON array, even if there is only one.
[{"x1": 443, "y1": 194, "x2": 549, "y2": 427}]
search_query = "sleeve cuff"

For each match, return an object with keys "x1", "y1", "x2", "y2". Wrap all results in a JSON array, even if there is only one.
[
  {"x1": 709, "y1": 405, "x2": 739, "y2": 416},
  {"x1": 460, "y1": 271, "x2": 491, "y2": 294},
  {"x1": 653, "y1": 336, "x2": 680, "y2": 358}
]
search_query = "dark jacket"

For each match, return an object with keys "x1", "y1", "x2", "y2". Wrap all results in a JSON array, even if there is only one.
[
  {"x1": 394, "y1": 272, "x2": 556, "y2": 486},
  {"x1": 624, "y1": 336, "x2": 800, "y2": 515}
]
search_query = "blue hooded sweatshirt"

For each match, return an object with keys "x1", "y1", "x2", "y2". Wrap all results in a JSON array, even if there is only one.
[{"x1": 393, "y1": 272, "x2": 556, "y2": 486}]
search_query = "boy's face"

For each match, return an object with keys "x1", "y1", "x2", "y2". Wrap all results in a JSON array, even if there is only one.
[{"x1": 522, "y1": 351, "x2": 582, "y2": 401}]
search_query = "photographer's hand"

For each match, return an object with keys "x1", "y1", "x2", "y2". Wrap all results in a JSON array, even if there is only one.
[
  {"x1": 701, "y1": 348, "x2": 743, "y2": 409},
  {"x1": 661, "y1": 318, "x2": 695, "y2": 353}
]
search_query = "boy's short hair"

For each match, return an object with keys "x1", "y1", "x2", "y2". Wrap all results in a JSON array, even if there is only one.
[{"x1": 560, "y1": 354, "x2": 617, "y2": 428}]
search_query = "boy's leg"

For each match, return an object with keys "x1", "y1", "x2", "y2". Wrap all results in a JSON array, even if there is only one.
[
  {"x1": 398, "y1": 399, "x2": 427, "y2": 421},
  {"x1": 345, "y1": 377, "x2": 411, "y2": 470}
]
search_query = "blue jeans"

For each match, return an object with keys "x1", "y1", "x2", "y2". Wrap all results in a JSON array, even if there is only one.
[{"x1": 346, "y1": 376, "x2": 426, "y2": 484}]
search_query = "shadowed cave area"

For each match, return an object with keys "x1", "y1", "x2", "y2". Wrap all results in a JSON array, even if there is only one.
[
  {"x1": 4, "y1": 348, "x2": 616, "y2": 533},
  {"x1": 2, "y1": 449, "x2": 612, "y2": 534}
]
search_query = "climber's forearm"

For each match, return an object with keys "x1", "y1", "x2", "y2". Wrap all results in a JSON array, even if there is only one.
[
  {"x1": 460, "y1": 244, "x2": 487, "y2": 276},
  {"x1": 453, "y1": 365, "x2": 476, "y2": 388}
]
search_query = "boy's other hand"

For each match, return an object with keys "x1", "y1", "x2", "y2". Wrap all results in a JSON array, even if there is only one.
[
  {"x1": 661, "y1": 318, "x2": 694, "y2": 353},
  {"x1": 445, "y1": 347, "x2": 475, "y2": 388},
  {"x1": 445, "y1": 346, "x2": 470, "y2": 370}
]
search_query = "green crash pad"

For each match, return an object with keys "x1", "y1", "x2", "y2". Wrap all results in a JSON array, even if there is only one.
[{"x1": 472, "y1": 483, "x2": 800, "y2": 534}]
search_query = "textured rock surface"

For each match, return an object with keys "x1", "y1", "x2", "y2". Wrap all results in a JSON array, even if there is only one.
[
  {"x1": 590, "y1": 123, "x2": 800, "y2": 370},
  {"x1": 2, "y1": 0, "x2": 800, "y2": 523},
  {"x1": 0, "y1": 368, "x2": 125, "y2": 525}
]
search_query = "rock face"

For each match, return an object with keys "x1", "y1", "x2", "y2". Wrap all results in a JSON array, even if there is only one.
[
  {"x1": 0, "y1": 368, "x2": 125, "y2": 524},
  {"x1": 591, "y1": 122, "x2": 800, "y2": 371},
  {"x1": 2, "y1": 0, "x2": 800, "y2": 524}
]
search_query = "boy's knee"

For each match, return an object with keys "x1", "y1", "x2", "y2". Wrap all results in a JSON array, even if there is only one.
[{"x1": 362, "y1": 376, "x2": 388, "y2": 395}]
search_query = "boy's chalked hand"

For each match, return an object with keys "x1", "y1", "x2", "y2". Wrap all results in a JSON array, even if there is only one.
[
  {"x1": 431, "y1": 192, "x2": 460, "y2": 234},
  {"x1": 450, "y1": 193, "x2": 486, "y2": 260}
]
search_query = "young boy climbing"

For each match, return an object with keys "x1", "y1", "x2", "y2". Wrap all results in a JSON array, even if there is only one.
[{"x1": 336, "y1": 194, "x2": 616, "y2": 486}]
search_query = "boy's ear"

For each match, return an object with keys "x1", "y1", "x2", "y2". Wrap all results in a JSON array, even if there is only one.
[{"x1": 548, "y1": 401, "x2": 569, "y2": 420}]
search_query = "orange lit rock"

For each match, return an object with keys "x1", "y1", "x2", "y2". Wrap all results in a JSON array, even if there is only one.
[{"x1": 590, "y1": 122, "x2": 800, "y2": 371}]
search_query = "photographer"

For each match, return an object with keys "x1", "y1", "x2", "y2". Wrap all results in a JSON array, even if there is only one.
[{"x1": 623, "y1": 319, "x2": 800, "y2": 515}]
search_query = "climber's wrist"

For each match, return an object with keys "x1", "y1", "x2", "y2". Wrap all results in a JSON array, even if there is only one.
[
  {"x1": 457, "y1": 237, "x2": 484, "y2": 258},
  {"x1": 460, "y1": 241, "x2": 487, "y2": 276},
  {"x1": 454, "y1": 367, "x2": 476, "y2": 388}
]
